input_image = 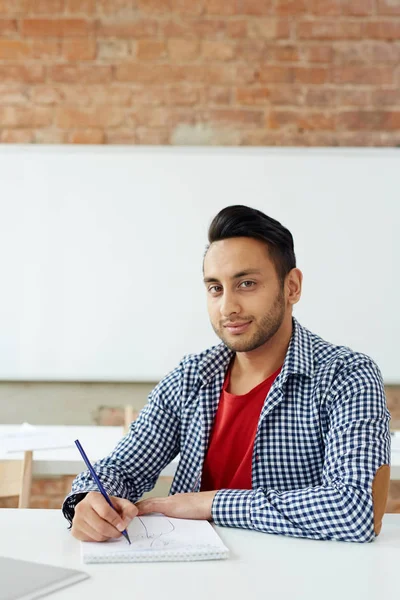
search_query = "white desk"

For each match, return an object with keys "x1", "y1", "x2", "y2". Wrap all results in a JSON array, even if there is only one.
[
  {"x1": 0, "y1": 425, "x2": 177, "y2": 477},
  {"x1": 1, "y1": 425, "x2": 399, "y2": 480},
  {"x1": 1, "y1": 509, "x2": 400, "y2": 600}
]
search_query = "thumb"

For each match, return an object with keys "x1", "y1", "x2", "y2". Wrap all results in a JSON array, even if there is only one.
[{"x1": 112, "y1": 497, "x2": 138, "y2": 525}]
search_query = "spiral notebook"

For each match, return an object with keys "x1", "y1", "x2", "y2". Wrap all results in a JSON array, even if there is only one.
[{"x1": 81, "y1": 514, "x2": 229, "y2": 563}]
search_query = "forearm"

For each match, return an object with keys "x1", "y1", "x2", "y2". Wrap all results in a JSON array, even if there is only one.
[{"x1": 212, "y1": 483, "x2": 375, "y2": 543}]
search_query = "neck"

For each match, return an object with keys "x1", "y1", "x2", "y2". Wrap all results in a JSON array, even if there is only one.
[{"x1": 232, "y1": 315, "x2": 293, "y2": 381}]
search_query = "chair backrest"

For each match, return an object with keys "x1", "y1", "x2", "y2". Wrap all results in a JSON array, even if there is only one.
[
  {"x1": 0, "y1": 451, "x2": 33, "y2": 508},
  {"x1": 123, "y1": 407, "x2": 138, "y2": 435}
]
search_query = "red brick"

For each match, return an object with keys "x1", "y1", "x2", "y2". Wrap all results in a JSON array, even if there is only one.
[
  {"x1": 31, "y1": 39, "x2": 60, "y2": 58},
  {"x1": 236, "y1": 40, "x2": 267, "y2": 61},
  {"x1": 305, "y1": 88, "x2": 336, "y2": 107},
  {"x1": 0, "y1": 40, "x2": 30, "y2": 59},
  {"x1": 236, "y1": 86, "x2": 270, "y2": 105},
  {"x1": 248, "y1": 18, "x2": 291, "y2": 39},
  {"x1": 1, "y1": 129, "x2": 34, "y2": 143},
  {"x1": 0, "y1": 64, "x2": 45, "y2": 82},
  {"x1": 106, "y1": 128, "x2": 137, "y2": 144},
  {"x1": 363, "y1": 21, "x2": 400, "y2": 39},
  {"x1": 0, "y1": 106, "x2": 52, "y2": 127},
  {"x1": 207, "y1": 108, "x2": 264, "y2": 127},
  {"x1": 273, "y1": 45, "x2": 299, "y2": 61},
  {"x1": 163, "y1": 18, "x2": 226, "y2": 39},
  {"x1": 135, "y1": 127, "x2": 169, "y2": 144},
  {"x1": 131, "y1": 86, "x2": 165, "y2": 105},
  {"x1": 206, "y1": 85, "x2": 231, "y2": 104},
  {"x1": 96, "y1": 19, "x2": 158, "y2": 37},
  {"x1": 268, "y1": 109, "x2": 298, "y2": 129},
  {"x1": 0, "y1": 0, "x2": 28, "y2": 14},
  {"x1": 50, "y1": 64, "x2": 112, "y2": 83},
  {"x1": 137, "y1": 0, "x2": 170, "y2": 13},
  {"x1": 258, "y1": 65, "x2": 294, "y2": 83},
  {"x1": 66, "y1": 0, "x2": 96, "y2": 13},
  {"x1": 239, "y1": 0, "x2": 274, "y2": 15},
  {"x1": 35, "y1": 129, "x2": 66, "y2": 143},
  {"x1": 170, "y1": 0, "x2": 206, "y2": 14},
  {"x1": 270, "y1": 85, "x2": 303, "y2": 105},
  {"x1": 0, "y1": 19, "x2": 17, "y2": 34},
  {"x1": 226, "y1": 20, "x2": 248, "y2": 38},
  {"x1": 201, "y1": 40, "x2": 235, "y2": 61},
  {"x1": 205, "y1": 64, "x2": 238, "y2": 84},
  {"x1": 337, "y1": 110, "x2": 400, "y2": 130},
  {"x1": 166, "y1": 39, "x2": 198, "y2": 61},
  {"x1": 333, "y1": 44, "x2": 369, "y2": 64},
  {"x1": 186, "y1": 18, "x2": 226, "y2": 37},
  {"x1": 371, "y1": 89, "x2": 400, "y2": 106},
  {"x1": 336, "y1": 89, "x2": 370, "y2": 106},
  {"x1": 69, "y1": 129, "x2": 105, "y2": 144},
  {"x1": 98, "y1": 40, "x2": 130, "y2": 59},
  {"x1": 165, "y1": 84, "x2": 199, "y2": 105},
  {"x1": 30, "y1": 85, "x2": 64, "y2": 105},
  {"x1": 62, "y1": 39, "x2": 97, "y2": 61},
  {"x1": 0, "y1": 84, "x2": 28, "y2": 104},
  {"x1": 295, "y1": 67, "x2": 328, "y2": 84},
  {"x1": 27, "y1": 0, "x2": 64, "y2": 13},
  {"x1": 21, "y1": 18, "x2": 93, "y2": 37},
  {"x1": 308, "y1": 0, "x2": 342, "y2": 15},
  {"x1": 342, "y1": 0, "x2": 375, "y2": 15},
  {"x1": 369, "y1": 42, "x2": 400, "y2": 63},
  {"x1": 298, "y1": 20, "x2": 362, "y2": 40},
  {"x1": 377, "y1": 0, "x2": 400, "y2": 15},
  {"x1": 31, "y1": 478, "x2": 65, "y2": 495},
  {"x1": 96, "y1": 0, "x2": 133, "y2": 15},
  {"x1": 137, "y1": 40, "x2": 167, "y2": 60},
  {"x1": 332, "y1": 66, "x2": 393, "y2": 85},
  {"x1": 297, "y1": 112, "x2": 335, "y2": 131},
  {"x1": 205, "y1": 0, "x2": 237, "y2": 15},
  {"x1": 301, "y1": 44, "x2": 333, "y2": 63},
  {"x1": 275, "y1": 0, "x2": 307, "y2": 15},
  {"x1": 56, "y1": 106, "x2": 124, "y2": 128}
]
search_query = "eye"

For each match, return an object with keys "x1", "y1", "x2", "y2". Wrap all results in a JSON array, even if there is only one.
[
  {"x1": 239, "y1": 280, "x2": 255, "y2": 289},
  {"x1": 208, "y1": 285, "x2": 222, "y2": 294}
]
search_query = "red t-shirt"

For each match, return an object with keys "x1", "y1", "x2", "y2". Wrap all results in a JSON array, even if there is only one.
[{"x1": 201, "y1": 364, "x2": 282, "y2": 491}]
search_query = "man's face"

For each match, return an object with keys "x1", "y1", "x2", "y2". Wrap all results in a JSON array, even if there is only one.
[{"x1": 203, "y1": 237, "x2": 287, "y2": 353}]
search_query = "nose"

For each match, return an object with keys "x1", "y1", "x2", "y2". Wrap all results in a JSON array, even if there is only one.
[{"x1": 220, "y1": 290, "x2": 240, "y2": 319}]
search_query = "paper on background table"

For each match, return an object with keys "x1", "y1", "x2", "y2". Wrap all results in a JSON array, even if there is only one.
[
  {"x1": 81, "y1": 514, "x2": 229, "y2": 563},
  {"x1": 0, "y1": 423, "x2": 74, "y2": 453}
]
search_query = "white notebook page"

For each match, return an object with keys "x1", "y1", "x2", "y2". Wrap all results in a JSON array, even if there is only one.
[{"x1": 81, "y1": 514, "x2": 229, "y2": 563}]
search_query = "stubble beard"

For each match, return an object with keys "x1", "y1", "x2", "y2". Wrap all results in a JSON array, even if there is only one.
[{"x1": 212, "y1": 287, "x2": 286, "y2": 353}]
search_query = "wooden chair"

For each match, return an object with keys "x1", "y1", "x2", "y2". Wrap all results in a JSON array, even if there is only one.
[{"x1": 0, "y1": 451, "x2": 33, "y2": 508}]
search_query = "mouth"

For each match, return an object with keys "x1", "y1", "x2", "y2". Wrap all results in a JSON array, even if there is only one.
[{"x1": 223, "y1": 321, "x2": 252, "y2": 335}]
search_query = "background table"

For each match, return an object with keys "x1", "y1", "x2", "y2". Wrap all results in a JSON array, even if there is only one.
[
  {"x1": 0, "y1": 425, "x2": 178, "y2": 477},
  {"x1": 1, "y1": 509, "x2": 400, "y2": 600},
  {"x1": 0, "y1": 425, "x2": 398, "y2": 479}
]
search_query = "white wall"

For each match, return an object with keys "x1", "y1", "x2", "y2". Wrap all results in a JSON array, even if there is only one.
[{"x1": 0, "y1": 146, "x2": 399, "y2": 382}]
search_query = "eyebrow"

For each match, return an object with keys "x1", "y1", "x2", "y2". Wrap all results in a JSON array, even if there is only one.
[{"x1": 203, "y1": 269, "x2": 263, "y2": 284}]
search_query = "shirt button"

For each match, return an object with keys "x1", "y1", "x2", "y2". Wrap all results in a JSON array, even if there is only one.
[{"x1": 255, "y1": 455, "x2": 260, "y2": 462}]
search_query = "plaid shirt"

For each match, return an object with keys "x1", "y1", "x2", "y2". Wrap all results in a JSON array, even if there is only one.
[{"x1": 63, "y1": 317, "x2": 391, "y2": 542}]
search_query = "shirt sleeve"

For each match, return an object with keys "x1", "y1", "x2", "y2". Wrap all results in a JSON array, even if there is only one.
[
  {"x1": 211, "y1": 357, "x2": 391, "y2": 543},
  {"x1": 62, "y1": 363, "x2": 183, "y2": 526}
]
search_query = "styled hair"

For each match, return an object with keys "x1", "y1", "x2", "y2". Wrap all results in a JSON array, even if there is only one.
[{"x1": 206, "y1": 205, "x2": 296, "y2": 285}]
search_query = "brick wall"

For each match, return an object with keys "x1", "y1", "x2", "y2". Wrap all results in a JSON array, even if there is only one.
[{"x1": 0, "y1": 1, "x2": 399, "y2": 146}]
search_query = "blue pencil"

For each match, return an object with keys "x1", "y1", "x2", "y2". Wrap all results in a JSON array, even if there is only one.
[{"x1": 74, "y1": 439, "x2": 131, "y2": 545}]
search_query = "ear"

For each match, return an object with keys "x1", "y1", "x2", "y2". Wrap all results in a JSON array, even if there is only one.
[{"x1": 286, "y1": 268, "x2": 303, "y2": 306}]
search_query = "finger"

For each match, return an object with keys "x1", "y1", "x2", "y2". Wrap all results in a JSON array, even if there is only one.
[
  {"x1": 73, "y1": 520, "x2": 109, "y2": 543},
  {"x1": 112, "y1": 497, "x2": 139, "y2": 524},
  {"x1": 85, "y1": 505, "x2": 124, "y2": 539},
  {"x1": 89, "y1": 494, "x2": 126, "y2": 532}
]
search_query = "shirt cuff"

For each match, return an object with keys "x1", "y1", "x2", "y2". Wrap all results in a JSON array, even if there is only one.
[{"x1": 211, "y1": 489, "x2": 254, "y2": 529}]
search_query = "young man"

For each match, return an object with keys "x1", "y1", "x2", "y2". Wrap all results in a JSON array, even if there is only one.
[{"x1": 64, "y1": 205, "x2": 391, "y2": 543}]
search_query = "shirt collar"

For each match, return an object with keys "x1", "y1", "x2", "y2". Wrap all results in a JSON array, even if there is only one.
[{"x1": 198, "y1": 316, "x2": 314, "y2": 386}]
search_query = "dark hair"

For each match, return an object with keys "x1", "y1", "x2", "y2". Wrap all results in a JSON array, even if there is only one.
[{"x1": 206, "y1": 205, "x2": 296, "y2": 285}]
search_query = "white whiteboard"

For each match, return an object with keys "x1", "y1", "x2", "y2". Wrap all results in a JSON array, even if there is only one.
[{"x1": 0, "y1": 146, "x2": 399, "y2": 383}]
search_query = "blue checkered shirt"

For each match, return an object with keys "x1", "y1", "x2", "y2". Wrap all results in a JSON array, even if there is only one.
[{"x1": 63, "y1": 317, "x2": 391, "y2": 542}]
